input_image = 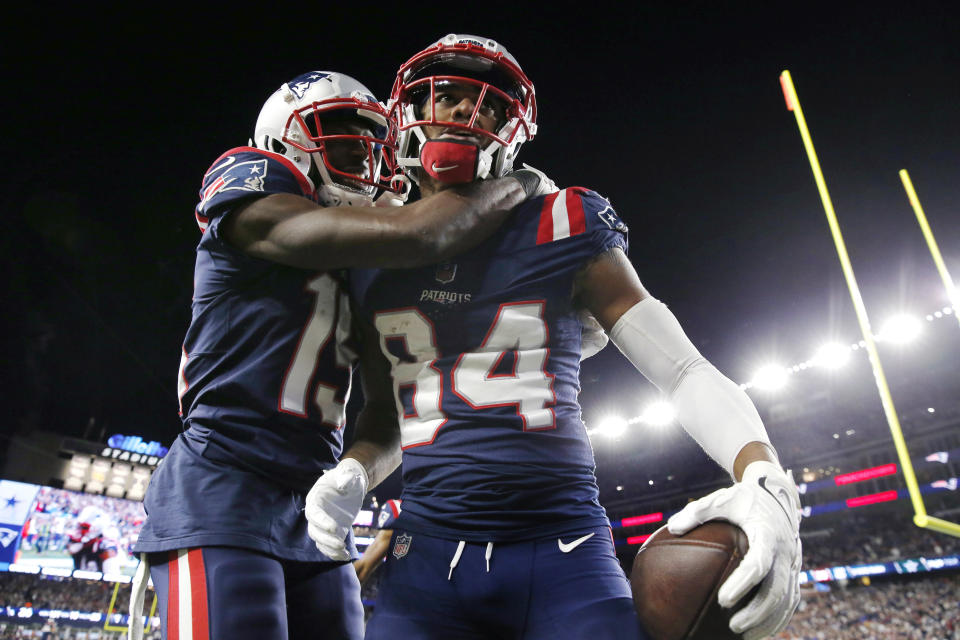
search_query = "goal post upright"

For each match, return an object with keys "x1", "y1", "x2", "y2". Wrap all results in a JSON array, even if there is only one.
[{"x1": 778, "y1": 70, "x2": 959, "y2": 538}]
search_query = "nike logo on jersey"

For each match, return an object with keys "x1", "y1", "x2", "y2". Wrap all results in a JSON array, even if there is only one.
[
  {"x1": 557, "y1": 532, "x2": 595, "y2": 553},
  {"x1": 432, "y1": 163, "x2": 459, "y2": 173}
]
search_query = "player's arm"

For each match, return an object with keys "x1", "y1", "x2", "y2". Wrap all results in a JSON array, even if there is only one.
[
  {"x1": 573, "y1": 247, "x2": 801, "y2": 640},
  {"x1": 353, "y1": 528, "x2": 393, "y2": 585},
  {"x1": 305, "y1": 317, "x2": 402, "y2": 561},
  {"x1": 223, "y1": 176, "x2": 528, "y2": 270},
  {"x1": 573, "y1": 247, "x2": 777, "y2": 476}
]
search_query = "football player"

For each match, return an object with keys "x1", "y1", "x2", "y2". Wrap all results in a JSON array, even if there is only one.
[
  {"x1": 306, "y1": 36, "x2": 802, "y2": 640},
  {"x1": 128, "y1": 70, "x2": 546, "y2": 640},
  {"x1": 353, "y1": 499, "x2": 401, "y2": 586}
]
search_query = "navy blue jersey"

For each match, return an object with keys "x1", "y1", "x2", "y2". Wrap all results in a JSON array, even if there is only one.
[
  {"x1": 136, "y1": 147, "x2": 357, "y2": 561},
  {"x1": 350, "y1": 188, "x2": 629, "y2": 541},
  {"x1": 377, "y1": 499, "x2": 402, "y2": 530}
]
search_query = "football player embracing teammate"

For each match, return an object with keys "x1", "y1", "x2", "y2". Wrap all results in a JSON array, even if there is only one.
[
  {"x1": 130, "y1": 70, "x2": 546, "y2": 640},
  {"x1": 305, "y1": 35, "x2": 803, "y2": 640}
]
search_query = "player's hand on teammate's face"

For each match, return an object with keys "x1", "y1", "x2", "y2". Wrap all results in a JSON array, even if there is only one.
[
  {"x1": 305, "y1": 458, "x2": 369, "y2": 562},
  {"x1": 666, "y1": 460, "x2": 802, "y2": 640}
]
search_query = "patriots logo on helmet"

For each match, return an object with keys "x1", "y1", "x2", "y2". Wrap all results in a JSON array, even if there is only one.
[
  {"x1": 290, "y1": 72, "x2": 332, "y2": 99},
  {"x1": 392, "y1": 532, "x2": 413, "y2": 559}
]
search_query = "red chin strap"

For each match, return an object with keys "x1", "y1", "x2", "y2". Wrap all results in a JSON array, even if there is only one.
[{"x1": 419, "y1": 139, "x2": 480, "y2": 184}]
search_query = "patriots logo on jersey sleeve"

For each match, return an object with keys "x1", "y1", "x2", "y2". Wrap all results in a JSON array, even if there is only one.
[
  {"x1": 198, "y1": 158, "x2": 269, "y2": 212},
  {"x1": 596, "y1": 204, "x2": 628, "y2": 233}
]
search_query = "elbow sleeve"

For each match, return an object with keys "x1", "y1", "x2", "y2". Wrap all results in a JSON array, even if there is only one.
[{"x1": 609, "y1": 298, "x2": 770, "y2": 476}]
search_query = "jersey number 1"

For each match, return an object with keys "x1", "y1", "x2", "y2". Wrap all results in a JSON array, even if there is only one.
[{"x1": 279, "y1": 274, "x2": 352, "y2": 428}]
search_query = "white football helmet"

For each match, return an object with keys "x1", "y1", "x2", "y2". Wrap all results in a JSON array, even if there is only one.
[
  {"x1": 254, "y1": 71, "x2": 401, "y2": 206},
  {"x1": 389, "y1": 34, "x2": 537, "y2": 183}
]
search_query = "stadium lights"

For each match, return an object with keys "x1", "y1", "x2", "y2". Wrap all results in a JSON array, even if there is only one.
[
  {"x1": 640, "y1": 401, "x2": 676, "y2": 426},
  {"x1": 876, "y1": 314, "x2": 922, "y2": 344},
  {"x1": 593, "y1": 415, "x2": 628, "y2": 439},
  {"x1": 610, "y1": 305, "x2": 953, "y2": 427},
  {"x1": 812, "y1": 342, "x2": 851, "y2": 369},
  {"x1": 751, "y1": 364, "x2": 789, "y2": 391},
  {"x1": 925, "y1": 306, "x2": 954, "y2": 321}
]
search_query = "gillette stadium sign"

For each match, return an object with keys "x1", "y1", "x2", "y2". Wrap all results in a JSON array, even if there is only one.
[{"x1": 101, "y1": 434, "x2": 169, "y2": 465}]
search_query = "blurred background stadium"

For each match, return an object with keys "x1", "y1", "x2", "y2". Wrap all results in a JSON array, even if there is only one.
[
  {"x1": 1, "y1": 299, "x2": 957, "y2": 638},
  {"x1": 4, "y1": 2, "x2": 959, "y2": 638}
]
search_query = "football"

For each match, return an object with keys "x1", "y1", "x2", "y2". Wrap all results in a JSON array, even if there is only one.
[{"x1": 630, "y1": 521, "x2": 751, "y2": 640}]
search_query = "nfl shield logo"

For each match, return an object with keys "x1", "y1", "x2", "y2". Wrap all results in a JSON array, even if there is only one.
[
  {"x1": 393, "y1": 532, "x2": 412, "y2": 559},
  {"x1": 435, "y1": 262, "x2": 457, "y2": 284}
]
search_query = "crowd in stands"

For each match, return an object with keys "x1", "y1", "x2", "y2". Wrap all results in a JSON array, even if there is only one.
[
  {"x1": 3, "y1": 505, "x2": 959, "y2": 637},
  {"x1": 776, "y1": 574, "x2": 960, "y2": 639},
  {"x1": 801, "y1": 512, "x2": 959, "y2": 569},
  {"x1": 0, "y1": 625, "x2": 149, "y2": 639},
  {"x1": 0, "y1": 574, "x2": 133, "y2": 614}
]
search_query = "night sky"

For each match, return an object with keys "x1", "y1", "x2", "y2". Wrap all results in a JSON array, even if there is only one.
[{"x1": 4, "y1": 3, "x2": 958, "y2": 460}]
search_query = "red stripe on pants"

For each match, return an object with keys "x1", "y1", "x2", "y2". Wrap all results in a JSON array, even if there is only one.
[
  {"x1": 167, "y1": 551, "x2": 180, "y2": 639},
  {"x1": 188, "y1": 549, "x2": 210, "y2": 640}
]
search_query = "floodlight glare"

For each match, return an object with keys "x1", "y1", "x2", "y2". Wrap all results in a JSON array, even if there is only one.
[
  {"x1": 641, "y1": 401, "x2": 676, "y2": 426},
  {"x1": 813, "y1": 342, "x2": 851, "y2": 369},
  {"x1": 877, "y1": 314, "x2": 922, "y2": 344},
  {"x1": 594, "y1": 416, "x2": 628, "y2": 439},
  {"x1": 751, "y1": 364, "x2": 788, "y2": 390}
]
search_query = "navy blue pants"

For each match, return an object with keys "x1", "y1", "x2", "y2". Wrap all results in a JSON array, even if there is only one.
[
  {"x1": 365, "y1": 526, "x2": 647, "y2": 640},
  {"x1": 147, "y1": 547, "x2": 363, "y2": 640}
]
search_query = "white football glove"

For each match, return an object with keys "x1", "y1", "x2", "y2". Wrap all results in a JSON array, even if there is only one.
[
  {"x1": 519, "y1": 163, "x2": 559, "y2": 197},
  {"x1": 373, "y1": 175, "x2": 411, "y2": 207},
  {"x1": 667, "y1": 460, "x2": 802, "y2": 640},
  {"x1": 305, "y1": 458, "x2": 368, "y2": 562},
  {"x1": 505, "y1": 163, "x2": 560, "y2": 199},
  {"x1": 579, "y1": 310, "x2": 609, "y2": 360}
]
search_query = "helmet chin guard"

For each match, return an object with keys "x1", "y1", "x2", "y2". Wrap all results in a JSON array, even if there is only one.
[
  {"x1": 253, "y1": 71, "x2": 401, "y2": 206},
  {"x1": 389, "y1": 34, "x2": 537, "y2": 184}
]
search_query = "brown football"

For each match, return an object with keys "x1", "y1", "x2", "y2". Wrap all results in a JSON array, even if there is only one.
[{"x1": 630, "y1": 521, "x2": 751, "y2": 640}]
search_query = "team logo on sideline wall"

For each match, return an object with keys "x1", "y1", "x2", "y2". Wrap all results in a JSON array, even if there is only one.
[
  {"x1": 393, "y1": 533, "x2": 412, "y2": 559},
  {"x1": 0, "y1": 527, "x2": 19, "y2": 548}
]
